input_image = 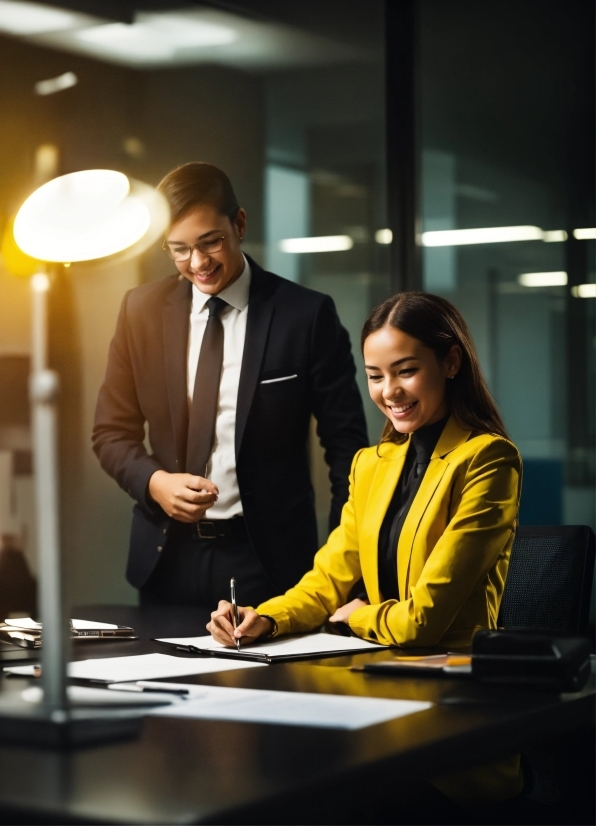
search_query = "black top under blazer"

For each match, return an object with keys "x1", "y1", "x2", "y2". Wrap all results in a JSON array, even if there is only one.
[{"x1": 92, "y1": 256, "x2": 369, "y2": 593}]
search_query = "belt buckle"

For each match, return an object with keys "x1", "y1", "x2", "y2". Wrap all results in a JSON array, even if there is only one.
[{"x1": 197, "y1": 521, "x2": 217, "y2": 540}]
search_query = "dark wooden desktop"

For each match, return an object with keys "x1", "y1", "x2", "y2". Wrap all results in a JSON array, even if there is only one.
[{"x1": 0, "y1": 605, "x2": 592, "y2": 825}]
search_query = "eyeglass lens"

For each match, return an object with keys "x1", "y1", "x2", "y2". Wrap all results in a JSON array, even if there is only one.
[{"x1": 165, "y1": 237, "x2": 224, "y2": 261}]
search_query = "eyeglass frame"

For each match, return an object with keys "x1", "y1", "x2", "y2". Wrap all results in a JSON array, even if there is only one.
[{"x1": 162, "y1": 235, "x2": 226, "y2": 262}]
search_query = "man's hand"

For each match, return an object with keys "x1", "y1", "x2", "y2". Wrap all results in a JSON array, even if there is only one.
[
  {"x1": 148, "y1": 470, "x2": 218, "y2": 522},
  {"x1": 207, "y1": 600, "x2": 273, "y2": 647},
  {"x1": 328, "y1": 597, "x2": 369, "y2": 624}
]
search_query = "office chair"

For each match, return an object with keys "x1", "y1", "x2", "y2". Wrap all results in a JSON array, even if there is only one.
[
  {"x1": 498, "y1": 525, "x2": 595, "y2": 634},
  {"x1": 495, "y1": 525, "x2": 595, "y2": 826}
]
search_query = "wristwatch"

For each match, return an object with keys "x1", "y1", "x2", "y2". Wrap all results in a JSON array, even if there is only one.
[{"x1": 258, "y1": 615, "x2": 278, "y2": 639}]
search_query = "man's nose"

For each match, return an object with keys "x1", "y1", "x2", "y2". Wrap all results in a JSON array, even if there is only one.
[{"x1": 189, "y1": 247, "x2": 210, "y2": 269}]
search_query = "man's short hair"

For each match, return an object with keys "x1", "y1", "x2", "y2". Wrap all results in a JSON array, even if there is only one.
[{"x1": 157, "y1": 162, "x2": 240, "y2": 226}]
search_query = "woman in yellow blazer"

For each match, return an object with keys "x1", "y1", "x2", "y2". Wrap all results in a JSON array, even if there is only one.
[
  {"x1": 207, "y1": 292, "x2": 524, "y2": 813},
  {"x1": 208, "y1": 291, "x2": 521, "y2": 651}
]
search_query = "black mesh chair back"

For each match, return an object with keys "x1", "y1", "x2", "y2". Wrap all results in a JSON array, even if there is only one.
[{"x1": 498, "y1": 525, "x2": 595, "y2": 633}]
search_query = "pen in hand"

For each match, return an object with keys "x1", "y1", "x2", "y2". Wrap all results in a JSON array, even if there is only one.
[{"x1": 230, "y1": 577, "x2": 241, "y2": 652}]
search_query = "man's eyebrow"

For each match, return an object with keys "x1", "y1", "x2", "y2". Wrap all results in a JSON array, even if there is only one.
[
  {"x1": 166, "y1": 229, "x2": 225, "y2": 244},
  {"x1": 364, "y1": 356, "x2": 419, "y2": 370}
]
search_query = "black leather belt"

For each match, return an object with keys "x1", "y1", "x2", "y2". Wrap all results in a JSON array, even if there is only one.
[{"x1": 193, "y1": 517, "x2": 247, "y2": 541}]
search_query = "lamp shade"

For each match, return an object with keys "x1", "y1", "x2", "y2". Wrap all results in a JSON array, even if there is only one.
[{"x1": 13, "y1": 169, "x2": 158, "y2": 263}]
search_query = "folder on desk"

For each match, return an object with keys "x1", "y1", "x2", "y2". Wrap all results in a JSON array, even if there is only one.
[{"x1": 155, "y1": 632, "x2": 385, "y2": 664}]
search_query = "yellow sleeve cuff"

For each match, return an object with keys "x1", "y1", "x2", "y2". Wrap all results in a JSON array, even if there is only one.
[{"x1": 348, "y1": 604, "x2": 385, "y2": 643}]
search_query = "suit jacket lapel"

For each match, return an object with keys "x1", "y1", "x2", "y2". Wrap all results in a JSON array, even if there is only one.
[
  {"x1": 235, "y1": 262, "x2": 274, "y2": 457},
  {"x1": 397, "y1": 417, "x2": 472, "y2": 599},
  {"x1": 162, "y1": 277, "x2": 192, "y2": 471},
  {"x1": 359, "y1": 441, "x2": 408, "y2": 604}
]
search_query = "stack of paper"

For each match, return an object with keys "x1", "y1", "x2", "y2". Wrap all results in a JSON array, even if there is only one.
[{"x1": 0, "y1": 617, "x2": 137, "y2": 650}]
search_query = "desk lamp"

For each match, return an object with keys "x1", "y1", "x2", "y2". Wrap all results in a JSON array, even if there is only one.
[{"x1": 0, "y1": 169, "x2": 168, "y2": 746}]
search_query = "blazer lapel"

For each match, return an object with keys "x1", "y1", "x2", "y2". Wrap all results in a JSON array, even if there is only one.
[
  {"x1": 235, "y1": 263, "x2": 274, "y2": 457},
  {"x1": 359, "y1": 441, "x2": 408, "y2": 604},
  {"x1": 162, "y1": 277, "x2": 192, "y2": 471},
  {"x1": 397, "y1": 417, "x2": 472, "y2": 599}
]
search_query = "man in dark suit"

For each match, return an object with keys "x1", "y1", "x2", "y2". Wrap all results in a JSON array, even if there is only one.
[{"x1": 93, "y1": 162, "x2": 368, "y2": 609}]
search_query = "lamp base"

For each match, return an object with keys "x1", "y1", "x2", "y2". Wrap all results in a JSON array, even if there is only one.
[{"x1": 0, "y1": 697, "x2": 143, "y2": 748}]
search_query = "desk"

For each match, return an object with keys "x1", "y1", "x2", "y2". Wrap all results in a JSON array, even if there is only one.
[{"x1": 0, "y1": 605, "x2": 592, "y2": 825}]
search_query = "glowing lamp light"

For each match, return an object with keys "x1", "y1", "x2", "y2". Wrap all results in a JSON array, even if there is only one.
[{"x1": 14, "y1": 169, "x2": 151, "y2": 262}]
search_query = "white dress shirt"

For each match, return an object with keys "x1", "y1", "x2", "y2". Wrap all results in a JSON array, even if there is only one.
[{"x1": 187, "y1": 255, "x2": 250, "y2": 519}]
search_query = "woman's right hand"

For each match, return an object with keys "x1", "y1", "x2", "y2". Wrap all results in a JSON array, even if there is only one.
[{"x1": 207, "y1": 601, "x2": 273, "y2": 647}]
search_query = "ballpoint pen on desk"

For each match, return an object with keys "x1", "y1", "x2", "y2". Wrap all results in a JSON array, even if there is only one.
[
  {"x1": 230, "y1": 577, "x2": 241, "y2": 652},
  {"x1": 107, "y1": 682, "x2": 190, "y2": 696}
]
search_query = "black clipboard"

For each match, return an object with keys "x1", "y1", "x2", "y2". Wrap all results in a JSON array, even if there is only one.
[{"x1": 153, "y1": 638, "x2": 386, "y2": 665}]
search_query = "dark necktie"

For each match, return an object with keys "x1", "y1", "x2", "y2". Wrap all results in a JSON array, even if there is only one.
[{"x1": 186, "y1": 296, "x2": 228, "y2": 476}]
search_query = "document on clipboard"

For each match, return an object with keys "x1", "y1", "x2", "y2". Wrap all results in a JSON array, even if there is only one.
[{"x1": 155, "y1": 632, "x2": 386, "y2": 664}]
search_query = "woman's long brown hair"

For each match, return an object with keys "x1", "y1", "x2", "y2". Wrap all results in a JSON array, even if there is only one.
[{"x1": 361, "y1": 292, "x2": 509, "y2": 444}]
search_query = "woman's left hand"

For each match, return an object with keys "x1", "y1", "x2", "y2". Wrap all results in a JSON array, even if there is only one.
[{"x1": 328, "y1": 597, "x2": 369, "y2": 624}]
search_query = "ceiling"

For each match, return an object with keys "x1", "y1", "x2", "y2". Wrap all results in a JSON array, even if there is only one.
[{"x1": 0, "y1": 0, "x2": 375, "y2": 70}]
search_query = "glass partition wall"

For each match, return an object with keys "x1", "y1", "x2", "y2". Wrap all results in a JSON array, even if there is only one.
[{"x1": 419, "y1": 0, "x2": 595, "y2": 533}]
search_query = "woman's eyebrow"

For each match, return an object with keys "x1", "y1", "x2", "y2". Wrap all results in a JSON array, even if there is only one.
[{"x1": 364, "y1": 356, "x2": 419, "y2": 370}]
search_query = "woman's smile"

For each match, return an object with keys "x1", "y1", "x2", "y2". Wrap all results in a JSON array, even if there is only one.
[{"x1": 386, "y1": 399, "x2": 418, "y2": 419}]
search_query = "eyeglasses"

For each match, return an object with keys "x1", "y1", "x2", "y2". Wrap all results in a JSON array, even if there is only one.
[{"x1": 162, "y1": 235, "x2": 225, "y2": 262}]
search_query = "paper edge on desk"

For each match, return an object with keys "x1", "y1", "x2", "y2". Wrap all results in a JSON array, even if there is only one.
[{"x1": 149, "y1": 683, "x2": 433, "y2": 729}]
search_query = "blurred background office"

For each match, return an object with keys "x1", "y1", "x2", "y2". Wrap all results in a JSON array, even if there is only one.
[{"x1": 0, "y1": 0, "x2": 593, "y2": 615}]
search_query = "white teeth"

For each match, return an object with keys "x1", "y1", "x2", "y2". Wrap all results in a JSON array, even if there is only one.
[{"x1": 389, "y1": 402, "x2": 416, "y2": 413}]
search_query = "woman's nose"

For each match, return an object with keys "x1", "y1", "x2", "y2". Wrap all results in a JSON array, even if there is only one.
[{"x1": 382, "y1": 378, "x2": 402, "y2": 401}]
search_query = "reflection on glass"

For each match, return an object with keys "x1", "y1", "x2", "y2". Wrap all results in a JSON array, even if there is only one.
[{"x1": 420, "y1": 0, "x2": 595, "y2": 542}]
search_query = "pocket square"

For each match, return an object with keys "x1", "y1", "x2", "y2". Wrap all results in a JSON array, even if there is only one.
[{"x1": 260, "y1": 374, "x2": 298, "y2": 385}]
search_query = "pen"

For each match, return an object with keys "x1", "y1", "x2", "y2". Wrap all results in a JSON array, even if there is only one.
[
  {"x1": 107, "y1": 682, "x2": 190, "y2": 695},
  {"x1": 230, "y1": 577, "x2": 241, "y2": 652}
]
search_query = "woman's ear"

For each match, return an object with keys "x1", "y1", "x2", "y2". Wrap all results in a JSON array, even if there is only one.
[{"x1": 445, "y1": 344, "x2": 462, "y2": 379}]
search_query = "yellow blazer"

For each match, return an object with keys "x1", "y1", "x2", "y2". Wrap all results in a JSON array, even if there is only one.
[{"x1": 257, "y1": 416, "x2": 522, "y2": 648}]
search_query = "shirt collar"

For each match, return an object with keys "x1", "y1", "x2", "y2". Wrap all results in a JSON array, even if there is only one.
[
  {"x1": 191, "y1": 254, "x2": 251, "y2": 316},
  {"x1": 410, "y1": 414, "x2": 449, "y2": 458}
]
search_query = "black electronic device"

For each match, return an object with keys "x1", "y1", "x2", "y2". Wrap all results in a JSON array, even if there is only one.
[{"x1": 471, "y1": 629, "x2": 592, "y2": 692}]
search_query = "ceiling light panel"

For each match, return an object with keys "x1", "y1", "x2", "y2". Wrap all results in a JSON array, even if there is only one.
[
  {"x1": 518, "y1": 271, "x2": 568, "y2": 288},
  {"x1": 0, "y1": 0, "x2": 79, "y2": 35},
  {"x1": 22, "y1": 6, "x2": 365, "y2": 70},
  {"x1": 75, "y1": 23, "x2": 176, "y2": 62},
  {"x1": 138, "y1": 14, "x2": 237, "y2": 48}
]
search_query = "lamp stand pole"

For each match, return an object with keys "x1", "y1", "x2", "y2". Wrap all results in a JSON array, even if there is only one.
[
  {"x1": 0, "y1": 271, "x2": 142, "y2": 747},
  {"x1": 31, "y1": 272, "x2": 68, "y2": 715}
]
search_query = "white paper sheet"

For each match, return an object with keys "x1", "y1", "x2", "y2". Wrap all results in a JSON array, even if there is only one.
[
  {"x1": 158, "y1": 632, "x2": 383, "y2": 659},
  {"x1": 150, "y1": 683, "x2": 432, "y2": 729},
  {"x1": 65, "y1": 653, "x2": 266, "y2": 682},
  {"x1": 4, "y1": 654, "x2": 266, "y2": 681}
]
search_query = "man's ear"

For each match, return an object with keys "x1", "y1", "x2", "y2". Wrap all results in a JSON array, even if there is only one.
[{"x1": 235, "y1": 208, "x2": 247, "y2": 240}]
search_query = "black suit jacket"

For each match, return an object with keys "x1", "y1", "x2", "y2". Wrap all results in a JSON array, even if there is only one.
[{"x1": 92, "y1": 257, "x2": 368, "y2": 593}]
